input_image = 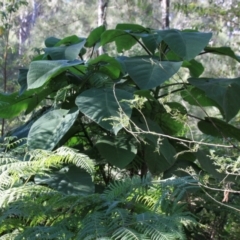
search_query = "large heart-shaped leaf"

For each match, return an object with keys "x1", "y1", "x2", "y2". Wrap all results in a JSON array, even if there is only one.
[
  {"x1": 142, "y1": 34, "x2": 159, "y2": 55},
  {"x1": 134, "y1": 118, "x2": 176, "y2": 174},
  {"x1": 7, "y1": 107, "x2": 50, "y2": 140},
  {"x1": 45, "y1": 36, "x2": 61, "y2": 47},
  {"x1": 44, "y1": 40, "x2": 86, "y2": 60},
  {"x1": 188, "y1": 77, "x2": 240, "y2": 121},
  {"x1": 194, "y1": 150, "x2": 234, "y2": 181},
  {"x1": 124, "y1": 57, "x2": 182, "y2": 89},
  {"x1": 27, "y1": 60, "x2": 84, "y2": 89},
  {"x1": 35, "y1": 166, "x2": 94, "y2": 195},
  {"x1": 85, "y1": 25, "x2": 106, "y2": 47},
  {"x1": 88, "y1": 54, "x2": 122, "y2": 79},
  {"x1": 96, "y1": 136, "x2": 137, "y2": 168},
  {"x1": 101, "y1": 29, "x2": 138, "y2": 52},
  {"x1": 27, "y1": 107, "x2": 79, "y2": 150},
  {"x1": 75, "y1": 88, "x2": 133, "y2": 134},
  {"x1": 158, "y1": 30, "x2": 212, "y2": 60},
  {"x1": 55, "y1": 35, "x2": 85, "y2": 46}
]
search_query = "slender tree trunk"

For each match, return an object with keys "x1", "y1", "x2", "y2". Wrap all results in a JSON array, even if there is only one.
[
  {"x1": 160, "y1": 0, "x2": 170, "y2": 29},
  {"x1": 98, "y1": 0, "x2": 109, "y2": 55}
]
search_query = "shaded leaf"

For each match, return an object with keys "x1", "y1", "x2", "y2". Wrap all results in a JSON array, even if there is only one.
[
  {"x1": 142, "y1": 34, "x2": 158, "y2": 55},
  {"x1": 17, "y1": 68, "x2": 28, "y2": 95},
  {"x1": 45, "y1": 36, "x2": 61, "y2": 47},
  {"x1": 134, "y1": 118, "x2": 176, "y2": 174},
  {"x1": 189, "y1": 77, "x2": 240, "y2": 121},
  {"x1": 96, "y1": 136, "x2": 137, "y2": 168},
  {"x1": 181, "y1": 87, "x2": 221, "y2": 108},
  {"x1": 182, "y1": 59, "x2": 204, "y2": 77},
  {"x1": 198, "y1": 117, "x2": 240, "y2": 141},
  {"x1": 88, "y1": 54, "x2": 122, "y2": 79},
  {"x1": 204, "y1": 46, "x2": 240, "y2": 62},
  {"x1": 194, "y1": 150, "x2": 230, "y2": 180},
  {"x1": 27, "y1": 107, "x2": 79, "y2": 150},
  {"x1": 35, "y1": 166, "x2": 94, "y2": 195}
]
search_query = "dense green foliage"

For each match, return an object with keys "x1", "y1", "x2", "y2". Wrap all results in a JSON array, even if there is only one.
[{"x1": 0, "y1": 23, "x2": 240, "y2": 239}]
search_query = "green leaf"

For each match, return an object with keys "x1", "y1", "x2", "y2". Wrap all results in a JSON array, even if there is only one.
[
  {"x1": 181, "y1": 87, "x2": 221, "y2": 108},
  {"x1": 88, "y1": 54, "x2": 122, "y2": 79},
  {"x1": 85, "y1": 25, "x2": 106, "y2": 47},
  {"x1": 55, "y1": 35, "x2": 85, "y2": 46},
  {"x1": 141, "y1": 34, "x2": 158, "y2": 54},
  {"x1": 188, "y1": 77, "x2": 240, "y2": 121},
  {"x1": 45, "y1": 36, "x2": 61, "y2": 47},
  {"x1": 182, "y1": 59, "x2": 204, "y2": 77},
  {"x1": 101, "y1": 29, "x2": 138, "y2": 53},
  {"x1": 163, "y1": 159, "x2": 201, "y2": 178},
  {"x1": 165, "y1": 102, "x2": 188, "y2": 115},
  {"x1": 44, "y1": 40, "x2": 86, "y2": 60},
  {"x1": 194, "y1": 150, "x2": 229, "y2": 180},
  {"x1": 96, "y1": 136, "x2": 137, "y2": 168},
  {"x1": 0, "y1": 88, "x2": 51, "y2": 119},
  {"x1": 17, "y1": 68, "x2": 28, "y2": 95},
  {"x1": 75, "y1": 88, "x2": 133, "y2": 134},
  {"x1": 100, "y1": 23, "x2": 148, "y2": 53},
  {"x1": 158, "y1": 30, "x2": 212, "y2": 60},
  {"x1": 27, "y1": 60, "x2": 84, "y2": 89},
  {"x1": 124, "y1": 57, "x2": 182, "y2": 89},
  {"x1": 35, "y1": 166, "x2": 94, "y2": 195},
  {"x1": 7, "y1": 107, "x2": 50, "y2": 140},
  {"x1": 159, "y1": 112, "x2": 187, "y2": 136},
  {"x1": 198, "y1": 117, "x2": 240, "y2": 141},
  {"x1": 144, "y1": 140, "x2": 176, "y2": 175},
  {"x1": 116, "y1": 23, "x2": 147, "y2": 32},
  {"x1": 134, "y1": 118, "x2": 176, "y2": 174},
  {"x1": 27, "y1": 107, "x2": 79, "y2": 150},
  {"x1": 204, "y1": 46, "x2": 240, "y2": 62}
]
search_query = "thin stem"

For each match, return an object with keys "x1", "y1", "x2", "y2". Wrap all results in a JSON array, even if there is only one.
[
  {"x1": 131, "y1": 35, "x2": 152, "y2": 56},
  {"x1": 160, "y1": 82, "x2": 190, "y2": 89},
  {"x1": 157, "y1": 88, "x2": 185, "y2": 98}
]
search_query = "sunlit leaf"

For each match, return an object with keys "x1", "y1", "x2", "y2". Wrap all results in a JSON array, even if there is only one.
[{"x1": 75, "y1": 88, "x2": 133, "y2": 134}]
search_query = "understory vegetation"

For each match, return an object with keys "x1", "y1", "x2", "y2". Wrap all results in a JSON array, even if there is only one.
[{"x1": 0, "y1": 23, "x2": 240, "y2": 239}]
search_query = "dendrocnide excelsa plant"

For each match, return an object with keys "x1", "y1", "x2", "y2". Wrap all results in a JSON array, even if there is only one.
[{"x1": 0, "y1": 23, "x2": 240, "y2": 238}]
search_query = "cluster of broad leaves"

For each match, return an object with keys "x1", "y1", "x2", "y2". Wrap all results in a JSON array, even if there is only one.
[
  {"x1": 2, "y1": 23, "x2": 240, "y2": 185},
  {"x1": 1, "y1": 24, "x2": 240, "y2": 213}
]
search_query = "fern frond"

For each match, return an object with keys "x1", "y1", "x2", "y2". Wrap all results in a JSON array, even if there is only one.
[
  {"x1": 26, "y1": 146, "x2": 95, "y2": 176},
  {"x1": 77, "y1": 212, "x2": 108, "y2": 239},
  {"x1": 112, "y1": 227, "x2": 147, "y2": 240},
  {"x1": 14, "y1": 226, "x2": 75, "y2": 240}
]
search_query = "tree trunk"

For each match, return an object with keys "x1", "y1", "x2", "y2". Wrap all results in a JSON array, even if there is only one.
[
  {"x1": 97, "y1": 0, "x2": 109, "y2": 55},
  {"x1": 160, "y1": 0, "x2": 170, "y2": 29}
]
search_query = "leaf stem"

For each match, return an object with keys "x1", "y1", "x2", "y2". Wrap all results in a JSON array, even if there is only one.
[
  {"x1": 157, "y1": 88, "x2": 185, "y2": 98},
  {"x1": 130, "y1": 35, "x2": 152, "y2": 56}
]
